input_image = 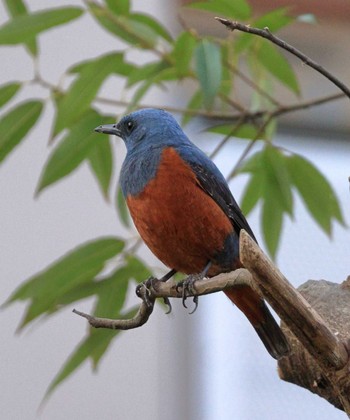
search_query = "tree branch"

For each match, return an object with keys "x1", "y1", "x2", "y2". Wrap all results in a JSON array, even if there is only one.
[
  {"x1": 73, "y1": 268, "x2": 255, "y2": 329},
  {"x1": 73, "y1": 230, "x2": 350, "y2": 412},
  {"x1": 239, "y1": 231, "x2": 348, "y2": 370},
  {"x1": 215, "y1": 18, "x2": 350, "y2": 100}
]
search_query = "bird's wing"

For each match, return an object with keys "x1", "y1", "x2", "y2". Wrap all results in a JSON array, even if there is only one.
[{"x1": 179, "y1": 146, "x2": 257, "y2": 242}]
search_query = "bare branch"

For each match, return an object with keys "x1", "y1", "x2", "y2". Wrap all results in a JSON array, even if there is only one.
[
  {"x1": 216, "y1": 18, "x2": 350, "y2": 100},
  {"x1": 73, "y1": 268, "x2": 255, "y2": 330}
]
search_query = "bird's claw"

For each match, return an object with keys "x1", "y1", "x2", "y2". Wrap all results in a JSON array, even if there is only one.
[
  {"x1": 136, "y1": 276, "x2": 157, "y2": 308},
  {"x1": 176, "y1": 274, "x2": 201, "y2": 313},
  {"x1": 163, "y1": 297, "x2": 172, "y2": 314},
  {"x1": 136, "y1": 276, "x2": 173, "y2": 314}
]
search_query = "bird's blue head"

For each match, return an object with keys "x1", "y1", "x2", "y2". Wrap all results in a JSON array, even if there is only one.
[{"x1": 94, "y1": 108, "x2": 189, "y2": 154}]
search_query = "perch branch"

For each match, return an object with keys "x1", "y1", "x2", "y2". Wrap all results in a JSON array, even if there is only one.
[
  {"x1": 73, "y1": 230, "x2": 350, "y2": 411},
  {"x1": 74, "y1": 231, "x2": 348, "y2": 371},
  {"x1": 239, "y1": 230, "x2": 348, "y2": 370},
  {"x1": 216, "y1": 18, "x2": 350, "y2": 100},
  {"x1": 73, "y1": 268, "x2": 255, "y2": 329}
]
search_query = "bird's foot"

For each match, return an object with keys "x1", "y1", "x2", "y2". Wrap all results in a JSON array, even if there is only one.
[
  {"x1": 176, "y1": 273, "x2": 203, "y2": 314},
  {"x1": 135, "y1": 276, "x2": 172, "y2": 314},
  {"x1": 136, "y1": 276, "x2": 156, "y2": 309}
]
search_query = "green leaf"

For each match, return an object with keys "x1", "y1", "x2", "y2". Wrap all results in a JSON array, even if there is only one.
[
  {"x1": 0, "y1": 82, "x2": 21, "y2": 108},
  {"x1": 194, "y1": 39, "x2": 222, "y2": 109},
  {"x1": 0, "y1": 7, "x2": 83, "y2": 45},
  {"x1": 90, "y1": 4, "x2": 156, "y2": 48},
  {"x1": 88, "y1": 135, "x2": 113, "y2": 200},
  {"x1": 234, "y1": 8, "x2": 294, "y2": 54},
  {"x1": 189, "y1": 0, "x2": 251, "y2": 20},
  {"x1": 5, "y1": 237, "x2": 125, "y2": 327},
  {"x1": 127, "y1": 67, "x2": 178, "y2": 111},
  {"x1": 172, "y1": 31, "x2": 196, "y2": 77},
  {"x1": 132, "y1": 13, "x2": 173, "y2": 42},
  {"x1": 239, "y1": 147, "x2": 291, "y2": 258},
  {"x1": 38, "y1": 111, "x2": 113, "y2": 193},
  {"x1": 104, "y1": 0, "x2": 130, "y2": 15},
  {"x1": 240, "y1": 171, "x2": 263, "y2": 215},
  {"x1": 53, "y1": 53, "x2": 129, "y2": 135},
  {"x1": 262, "y1": 185, "x2": 284, "y2": 259},
  {"x1": 116, "y1": 186, "x2": 131, "y2": 228},
  {"x1": 91, "y1": 257, "x2": 150, "y2": 367},
  {"x1": 287, "y1": 154, "x2": 345, "y2": 234},
  {"x1": 119, "y1": 15, "x2": 157, "y2": 46},
  {"x1": 209, "y1": 123, "x2": 258, "y2": 140},
  {"x1": 70, "y1": 52, "x2": 134, "y2": 77},
  {"x1": 127, "y1": 61, "x2": 169, "y2": 87},
  {"x1": 262, "y1": 145, "x2": 293, "y2": 215},
  {"x1": 0, "y1": 100, "x2": 43, "y2": 164},
  {"x1": 182, "y1": 90, "x2": 203, "y2": 126},
  {"x1": 44, "y1": 328, "x2": 118, "y2": 401},
  {"x1": 238, "y1": 149, "x2": 264, "y2": 173},
  {"x1": 3, "y1": 0, "x2": 37, "y2": 54},
  {"x1": 254, "y1": 7, "x2": 293, "y2": 32},
  {"x1": 256, "y1": 41, "x2": 299, "y2": 95},
  {"x1": 44, "y1": 306, "x2": 137, "y2": 400}
]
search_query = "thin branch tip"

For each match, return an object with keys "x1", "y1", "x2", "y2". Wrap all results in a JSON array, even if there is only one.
[{"x1": 215, "y1": 18, "x2": 350, "y2": 99}]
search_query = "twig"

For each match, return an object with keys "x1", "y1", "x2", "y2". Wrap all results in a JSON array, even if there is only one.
[{"x1": 216, "y1": 18, "x2": 350, "y2": 100}]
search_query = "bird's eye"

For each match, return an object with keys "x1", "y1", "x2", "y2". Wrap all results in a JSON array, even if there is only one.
[{"x1": 126, "y1": 121, "x2": 134, "y2": 132}]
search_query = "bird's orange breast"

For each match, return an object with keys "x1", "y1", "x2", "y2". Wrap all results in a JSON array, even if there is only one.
[{"x1": 126, "y1": 147, "x2": 234, "y2": 275}]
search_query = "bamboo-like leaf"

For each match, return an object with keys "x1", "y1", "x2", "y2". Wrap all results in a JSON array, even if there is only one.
[
  {"x1": 44, "y1": 306, "x2": 137, "y2": 401},
  {"x1": 88, "y1": 135, "x2": 113, "y2": 200},
  {"x1": 0, "y1": 82, "x2": 21, "y2": 108},
  {"x1": 3, "y1": 0, "x2": 37, "y2": 54},
  {"x1": 287, "y1": 154, "x2": 345, "y2": 234},
  {"x1": 127, "y1": 61, "x2": 169, "y2": 87},
  {"x1": 91, "y1": 257, "x2": 151, "y2": 367},
  {"x1": 194, "y1": 40, "x2": 222, "y2": 108},
  {"x1": 0, "y1": 7, "x2": 83, "y2": 45},
  {"x1": 182, "y1": 90, "x2": 203, "y2": 126},
  {"x1": 254, "y1": 7, "x2": 293, "y2": 32},
  {"x1": 44, "y1": 328, "x2": 118, "y2": 401},
  {"x1": 131, "y1": 13, "x2": 173, "y2": 42},
  {"x1": 116, "y1": 186, "x2": 131, "y2": 228},
  {"x1": 38, "y1": 111, "x2": 114, "y2": 193},
  {"x1": 5, "y1": 237, "x2": 125, "y2": 327},
  {"x1": 104, "y1": 0, "x2": 130, "y2": 15},
  {"x1": 0, "y1": 100, "x2": 43, "y2": 164},
  {"x1": 172, "y1": 31, "x2": 196, "y2": 76},
  {"x1": 262, "y1": 186, "x2": 284, "y2": 259},
  {"x1": 53, "y1": 53, "x2": 129, "y2": 135},
  {"x1": 90, "y1": 4, "x2": 157, "y2": 48},
  {"x1": 234, "y1": 7, "x2": 294, "y2": 54},
  {"x1": 240, "y1": 171, "x2": 264, "y2": 215},
  {"x1": 189, "y1": 0, "x2": 251, "y2": 20},
  {"x1": 127, "y1": 67, "x2": 177, "y2": 112},
  {"x1": 256, "y1": 42, "x2": 299, "y2": 95},
  {"x1": 209, "y1": 123, "x2": 258, "y2": 140},
  {"x1": 262, "y1": 145, "x2": 293, "y2": 215}
]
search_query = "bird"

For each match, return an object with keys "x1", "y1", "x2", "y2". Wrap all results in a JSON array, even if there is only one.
[{"x1": 95, "y1": 108, "x2": 290, "y2": 360}]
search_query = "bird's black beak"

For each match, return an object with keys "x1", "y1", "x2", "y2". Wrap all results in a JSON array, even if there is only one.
[{"x1": 94, "y1": 124, "x2": 122, "y2": 137}]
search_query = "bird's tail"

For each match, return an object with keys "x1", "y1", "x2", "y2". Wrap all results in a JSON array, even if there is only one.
[{"x1": 224, "y1": 285, "x2": 290, "y2": 360}]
